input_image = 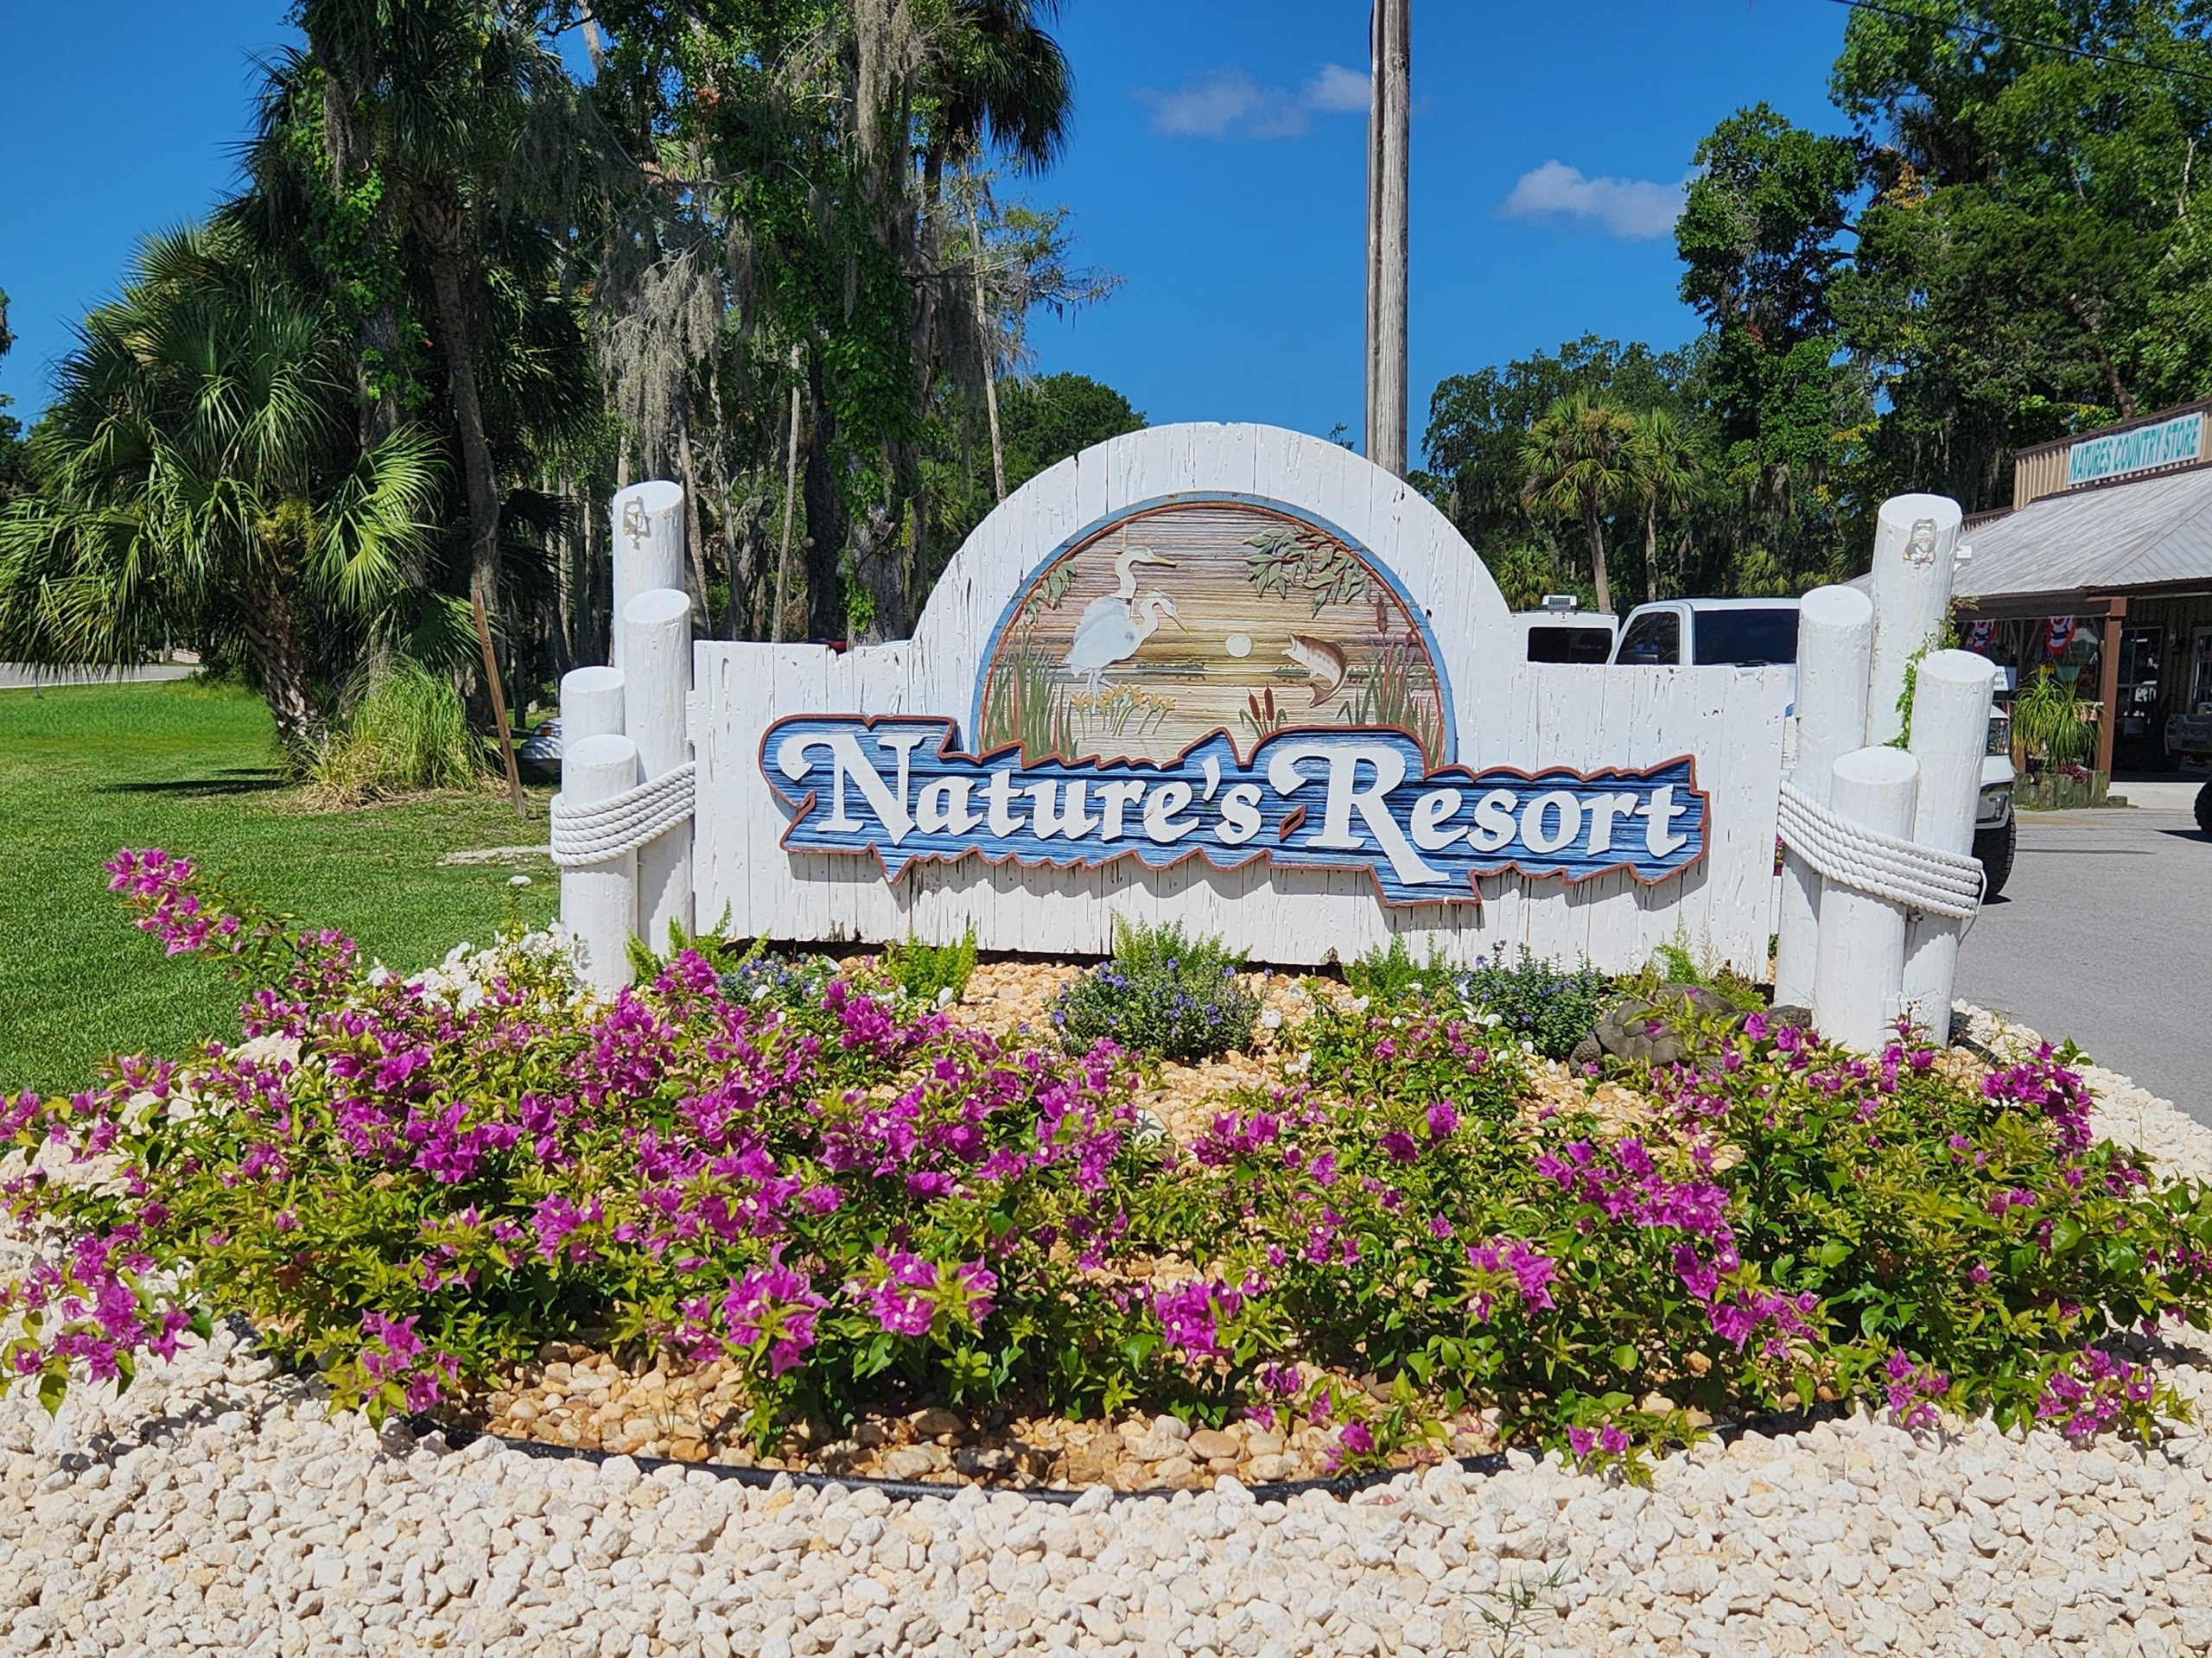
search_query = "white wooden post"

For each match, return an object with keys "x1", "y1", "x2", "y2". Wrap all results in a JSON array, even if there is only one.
[
  {"x1": 560, "y1": 733, "x2": 642, "y2": 997},
  {"x1": 1773, "y1": 584, "x2": 1875, "y2": 1008},
  {"x1": 1812, "y1": 746, "x2": 1920, "y2": 1051},
  {"x1": 559, "y1": 664, "x2": 625, "y2": 744},
  {"x1": 610, "y1": 481, "x2": 686, "y2": 673},
  {"x1": 1864, "y1": 493, "x2": 1963, "y2": 746},
  {"x1": 1901, "y1": 649, "x2": 1998, "y2": 1038},
  {"x1": 623, "y1": 587, "x2": 695, "y2": 950}
]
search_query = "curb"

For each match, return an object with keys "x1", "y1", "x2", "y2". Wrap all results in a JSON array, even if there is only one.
[{"x1": 410, "y1": 1400, "x2": 1855, "y2": 1508}]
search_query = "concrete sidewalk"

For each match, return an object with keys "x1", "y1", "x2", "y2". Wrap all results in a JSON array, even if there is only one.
[{"x1": 0, "y1": 663, "x2": 196, "y2": 691}]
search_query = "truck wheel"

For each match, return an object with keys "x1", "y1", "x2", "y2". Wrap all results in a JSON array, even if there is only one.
[
  {"x1": 1974, "y1": 816, "x2": 2017, "y2": 901},
  {"x1": 2197, "y1": 781, "x2": 2212, "y2": 840}
]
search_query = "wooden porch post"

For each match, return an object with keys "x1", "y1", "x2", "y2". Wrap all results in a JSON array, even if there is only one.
[{"x1": 2094, "y1": 595, "x2": 2128, "y2": 777}]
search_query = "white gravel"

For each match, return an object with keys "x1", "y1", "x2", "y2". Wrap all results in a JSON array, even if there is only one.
[{"x1": 3, "y1": 1008, "x2": 2211, "y2": 1657}]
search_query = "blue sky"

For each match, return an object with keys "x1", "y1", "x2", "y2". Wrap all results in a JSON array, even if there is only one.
[{"x1": 0, "y1": 1, "x2": 1850, "y2": 461}]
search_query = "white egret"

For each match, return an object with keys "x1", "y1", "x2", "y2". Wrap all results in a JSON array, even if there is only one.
[{"x1": 1064, "y1": 546, "x2": 1184, "y2": 692}]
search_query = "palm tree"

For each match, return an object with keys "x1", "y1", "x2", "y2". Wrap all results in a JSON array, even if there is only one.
[
  {"x1": 0, "y1": 227, "x2": 442, "y2": 753},
  {"x1": 289, "y1": 0, "x2": 571, "y2": 638},
  {"x1": 1627, "y1": 408, "x2": 1699, "y2": 605},
  {"x1": 1521, "y1": 393, "x2": 1638, "y2": 615}
]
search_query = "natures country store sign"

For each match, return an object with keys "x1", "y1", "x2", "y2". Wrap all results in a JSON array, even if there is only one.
[{"x1": 2067, "y1": 410, "x2": 2205, "y2": 487}]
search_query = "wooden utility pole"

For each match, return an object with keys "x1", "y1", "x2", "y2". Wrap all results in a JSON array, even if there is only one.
[{"x1": 1364, "y1": 0, "x2": 1411, "y2": 477}]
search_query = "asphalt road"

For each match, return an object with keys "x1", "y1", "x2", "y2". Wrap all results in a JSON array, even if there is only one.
[{"x1": 1955, "y1": 786, "x2": 2212, "y2": 1128}]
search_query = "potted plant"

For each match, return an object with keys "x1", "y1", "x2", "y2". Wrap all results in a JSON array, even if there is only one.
[{"x1": 2010, "y1": 668, "x2": 2104, "y2": 808}]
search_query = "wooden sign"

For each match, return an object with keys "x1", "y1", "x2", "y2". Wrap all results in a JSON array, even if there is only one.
[{"x1": 691, "y1": 424, "x2": 1789, "y2": 971}]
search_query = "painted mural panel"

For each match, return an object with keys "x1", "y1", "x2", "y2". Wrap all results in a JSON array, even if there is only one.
[{"x1": 975, "y1": 499, "x2": 1452, "y2": 767}]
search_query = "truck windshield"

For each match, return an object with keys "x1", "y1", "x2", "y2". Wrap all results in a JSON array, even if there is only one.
[{"x1": 1693, "y1": 608, "x2": 1799, "y2": 666}]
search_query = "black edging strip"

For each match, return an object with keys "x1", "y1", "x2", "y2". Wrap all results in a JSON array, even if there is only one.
[{"x1": 406, "y1": 1400, "x2": 1853, "y2": 1507}]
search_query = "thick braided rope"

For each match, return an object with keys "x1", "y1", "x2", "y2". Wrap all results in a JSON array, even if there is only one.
[
  {"x1": 549, "y1": 762, "x2": 696, "y2": 867},
  {"x1": 1777, "y1": 781, "x2": 1985, "y2": 920}
]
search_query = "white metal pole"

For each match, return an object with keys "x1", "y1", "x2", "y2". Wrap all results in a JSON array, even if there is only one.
[
  {"x1": 609, "y1": 480, "x2": 686, "y2": 673},
  {"x1": 1773, "y1": 584, "x2": 1875, "y2": 1009},
  {"x1": 1864, "y1": 493, "x2": 1963, "y2": 746},
  {"x1": 560, "y1": 732, "x2": 641, "y2": 998},
  {"x1": 1813, "y1": 746, "x2": 1920, "y2": 1052},
  {"x1": 1901, "y1": 649, "x2": 1998, "y2": 1039},
  {"x1": 558, "y1": 664, "x2": 626, "y2": 745},
  {"x1": 623, "y1": 586, "x2": 695, "y2": 951}
]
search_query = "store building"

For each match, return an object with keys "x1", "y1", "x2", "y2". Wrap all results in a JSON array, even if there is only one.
[{"x1": 1954, "y1": 402, "x2": 2212, "y2": 780}]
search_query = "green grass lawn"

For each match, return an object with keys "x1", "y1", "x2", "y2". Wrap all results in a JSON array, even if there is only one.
[{"x1": 0, "y1": 678, "x2": 556, "y2": 1096}]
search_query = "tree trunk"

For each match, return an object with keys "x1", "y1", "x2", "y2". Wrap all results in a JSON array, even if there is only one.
[
  {"x1": 969, "y1": 198, "x2": 1007, "y2": 502},
  {"x1": 240, "y1": 574, "x2": 322, "y2": 758},
  {"x1": 1585, "y1": 498, "x2": 1612, "y2": 616},
  {"x1": 423, "y1": 233, "x2": 502, "y2": 625},
  {"x1": 802, "y1": 353, "x2": 845, "y2": 642},
  {"x1": 677, "y1": 406, "x2": 714, "y2": 631},
  {"x1": 1643, "y1": 499, "x2": 1659, "y2": 605}
]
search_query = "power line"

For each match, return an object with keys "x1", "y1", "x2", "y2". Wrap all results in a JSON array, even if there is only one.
[{"x1": 1821, "y1": 0, "x2": 2212, "y2": 92}]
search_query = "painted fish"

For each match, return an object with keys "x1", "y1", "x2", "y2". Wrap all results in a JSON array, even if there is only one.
[{"x1": 1282, "y1": 632, "x2": 1349, "y2": 705}]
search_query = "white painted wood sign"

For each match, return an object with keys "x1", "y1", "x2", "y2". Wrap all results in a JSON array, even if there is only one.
[{"x1": 688, "y1": 424, "x2": 1791, "y2": 973}]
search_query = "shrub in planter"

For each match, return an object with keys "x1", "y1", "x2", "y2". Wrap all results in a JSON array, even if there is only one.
[
  {"x1": 1053, "y1": 918, "x2": 1260, "y2": 1061},
  {"x1": 882, "y1": 927, "x2": 978, "y2": 1008},
  {"x1": 1455, "y1": 943, "x2": 1613, "y2": 1059},
  {"x1": 7, "y1": 850, "x2": 2212, "y2": 1479}
]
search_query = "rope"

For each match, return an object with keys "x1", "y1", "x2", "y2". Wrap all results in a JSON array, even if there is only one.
[
  {"x1": 1777, "y1": 781, "x2": 1986, "y2": 921},
  {"x1": 549, "y1": 763, "x2": 696, "y2": 867}
]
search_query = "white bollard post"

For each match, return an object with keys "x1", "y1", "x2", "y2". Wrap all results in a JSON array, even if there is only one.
[
  {"x1": 609, "y1": 481, "x2": 686, "y2": 673},
  {"x1": 559, "y1": 664, "x2": 626, "y2": 745},
  {"x1": 560, "y1": 733, "x2": 642, "y2": 998},
  {"x1": 1773, "y1": 584, "x2": 1876, "y2": 1009},
  {"x1": 1813, "y1": 746, "x2": 1920, "y2": 1052},
  {"x1": 623, "y1": 587, "x2": 695, "y2": 950},
  {"x1": 1864, "y1": 493, "x2": 1963, "y2": 746},
  {"x1": 1900, "y1": 650, "x2": 1998, "y2": 1039}
]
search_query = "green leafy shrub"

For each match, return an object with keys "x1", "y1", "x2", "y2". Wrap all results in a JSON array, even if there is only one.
[
  {"x1": 9, "y1": 852, "x2": 2212, "y2": 1481},
  {"x1": 1053, "y1": 918, "x2": 1261, "y2": 1061},
  {"x1": 1455, "y1": 943, "x2": 1614, "y2": 1059},
  {"x1": 308, "y1": 657, "x2": 485, "y2": 804},
  {"x1": 1343, "y1": 934, "x2": 1452, "y2": 1006},
  {"x1": 883, "y1": 927, "x2": 978, "y2": 1007},
  {"x1": 1616, "y1": 938, "x2": 1766, "y2": 1012}
]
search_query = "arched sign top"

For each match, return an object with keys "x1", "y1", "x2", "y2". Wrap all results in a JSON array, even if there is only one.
[
  {"x1": 969, "y1": 492, "x2": 1457, "y2": 769},
  {"x1": 904, "y1": 422, "x2": 1513, "y2": 752}
]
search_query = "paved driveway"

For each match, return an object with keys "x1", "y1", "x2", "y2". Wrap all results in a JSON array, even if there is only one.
[{"x1": 1955, "y1": 787, "x2": 2212, "y2": 1128}]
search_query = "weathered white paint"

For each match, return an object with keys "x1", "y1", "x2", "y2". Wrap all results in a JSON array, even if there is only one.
[
  {"x1": 691, "y1": 423, "x2": 1791, "y2": 972},
  {"x1": 1864, "y1": 494, "x2": 1962, "y2": 746},
  {"x1": 624, "y1": 588, "x2": 695, "y2": 949},
  {"x1": 560, "y1": 733, "x2": 641, "y2": 996},
  {"x1": 1901, "y1": 650, "x2": 1998, "y2": 1035},
  {"x1": 1812, "y1": 746, "x2": 1919, "y2": 1051},
  {"x1": 1774, "y1": 585, "x2": 1875, "y2": 1007},
  {"x1": 610, "y1": 481, "x2": 685, "y2": 674},
  {"x1": 559, "y1": 665, "x2": 625, "y2": 744}
]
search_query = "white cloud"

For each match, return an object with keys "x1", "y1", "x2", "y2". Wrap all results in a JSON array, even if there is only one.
[
  {"x1": 1303, "y1": 61, "x2": 1371, "y2": 115},
  {"x1": 1499, "y1": 160, "x2": 1689, "y2": 241},
  {"x1": 1137, "y1": 62, "x2": 1370, "y2": 140}
]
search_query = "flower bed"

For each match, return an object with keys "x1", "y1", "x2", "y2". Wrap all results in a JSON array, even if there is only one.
[{"x1": 4, "y1": 848, "x2": 2211, "y2": 1493}]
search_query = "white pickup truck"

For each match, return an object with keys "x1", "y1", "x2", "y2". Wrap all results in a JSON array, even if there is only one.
[{"x1": 1606, "y1": 598, "x2": 2019, "y2": 898}]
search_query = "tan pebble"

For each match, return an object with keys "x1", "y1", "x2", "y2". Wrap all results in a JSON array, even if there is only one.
[
  {"x1": 908, "y1": 1406, "x2": 965, "y2": 1439},
  {"x1": 1188, "y1": 1428, "x2": 1241, "y2": 1460}
]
